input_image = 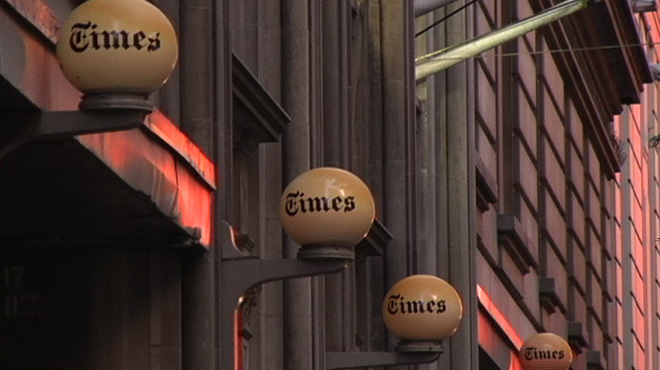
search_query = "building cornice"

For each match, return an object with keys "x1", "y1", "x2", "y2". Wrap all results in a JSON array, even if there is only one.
[{"x1": 532, "y1": 0, "x2": 651, "y2": 179}]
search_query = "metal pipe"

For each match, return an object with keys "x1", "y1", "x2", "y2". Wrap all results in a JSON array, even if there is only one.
[{"x1": 415, "y1": 0, "x2": 589, "y2": 80}]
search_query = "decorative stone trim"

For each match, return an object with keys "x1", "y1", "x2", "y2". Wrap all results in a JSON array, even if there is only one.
[
  {"x1": 568, "y1": 322, "x2": 589, "y2": 354},
  {"x1": 497, "y1": 214, "x2": 537, "y2": 274},
  {"x1": 232, "y1": 54, "x2": 290, "y2": 155},
  {"x1": 539, "y1": 277, "x2": 567, "y2": 314},
  {"x1": 234, "y1": 232, "x2": 257, "y2": 256},
  {"x1": 355, "y1": 219, "x2": 392, "y2": 258},
  {"x1": 587, "y1": 350, "x2": 606, "y2": 370},
  {"x1": 476, "y1": 155, "x2": 498, "y2": 212},
  {"x1": 631, "y1": 0, "x2": 657, "y2": 13}
]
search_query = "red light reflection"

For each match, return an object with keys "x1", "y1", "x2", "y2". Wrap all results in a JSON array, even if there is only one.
[
  {"x1": 78, "y1": 109, "x2": 216, "y2": 247},
  {"x1": 476, "y1": 284, "x2": 523, "y2": 349}
]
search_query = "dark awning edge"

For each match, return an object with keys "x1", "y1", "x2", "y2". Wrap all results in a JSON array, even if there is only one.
[
  {"x1": 141, "y1": 110, "x2": 216, "y2": 191},
  {"x1": 0, "y1": 115, "x2": 215, "y2": 249},
  {"x1": 75, "y1": 111, "x2": 216, "y2": 248}
]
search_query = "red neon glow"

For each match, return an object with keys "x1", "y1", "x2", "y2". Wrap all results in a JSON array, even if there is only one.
[
  {"x1": 77, "y1": 109, "x2": 216, "y2": 247},
  {"x1": 476, "y1": 284, "x2": 524, "y2": 350},
  {"x1": 509, "y1": 350, "x2": 523, "y2": 370},
  {"x1": 143, "y1": 111, "x2": 216, "y2": 189},
  {"x1": 235, "y1": 310, "x2": 242, "y2": 370}
]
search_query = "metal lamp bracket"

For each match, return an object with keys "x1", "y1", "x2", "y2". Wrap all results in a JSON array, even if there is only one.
[
  {"x1": 218, "y1": 221, "x2": 444, "y2": 370},
  {"x1": 218, "y1": 220, "x2": 348, "y2": 370},
  {"x1": 0, "y1": 109, "x2": 149, "y2": 160},
  {"x1": 325, "y1": 349, "x2": 442, "y2": 370}
]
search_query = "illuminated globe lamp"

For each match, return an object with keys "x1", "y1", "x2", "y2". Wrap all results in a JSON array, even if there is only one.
[
  {"x1": 382, "y1": 274, "x2": 463, "y2": 353},
  {"x1": 519, "y1": 333, "x2": 573, "y2": 370},
  {"x1": 56, "y1": 0, "x2": 178, "y2": 111},
  {"x1": 280, "y1": 167, "x2": 376, "y2": 260}
]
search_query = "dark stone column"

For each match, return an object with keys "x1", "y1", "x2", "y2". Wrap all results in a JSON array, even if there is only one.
[{"x1": 281, "y1": 2, "x2": 313, "y2": 370}]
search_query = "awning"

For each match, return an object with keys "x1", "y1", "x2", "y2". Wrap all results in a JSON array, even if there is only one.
[
  {"x1": 0, "y1": 110, "x2": 215, "y2": 249},
  {"x1": 415, "y1": 0, "x2": 589, "y2": 80},
  {"x1": 0, "y1": 2, "x2": 214, "y2": 249}
]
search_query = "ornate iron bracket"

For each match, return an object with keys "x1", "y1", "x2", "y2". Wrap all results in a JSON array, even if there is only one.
[
  {"x1": 217, "y1": 221, "x2": 443, "y2": 370},
  {"x1": 218, "y1": 220, "x2": 348, "y2": 370}
]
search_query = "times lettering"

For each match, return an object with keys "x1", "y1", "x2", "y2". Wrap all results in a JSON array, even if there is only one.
[
  {"x1": 69, "y1": 21, "x2": 161, "y2": 53},
  {"x1": 285, "y1": 191, "x2": 356, "y2": 216},
  {"x1": 386, "y1": 294, "x2": 447, "y2": 315},
  {"x1": 524, "y1": 347, "x2": 566, "y2": 361}
]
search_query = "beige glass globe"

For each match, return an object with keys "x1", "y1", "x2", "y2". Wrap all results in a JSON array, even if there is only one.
[
  {"x1": 519, "y1": 332, "x2": 573, "y2": 370},
  {"x1": 382, "y1": 274, "x2": 463, "y2": 342},
  {"x1": 280, "y1": 167, "x2": 375, "y2": 249},
  {"x1": 56, "y1": 0, "x2": 178, "y2": 94}
]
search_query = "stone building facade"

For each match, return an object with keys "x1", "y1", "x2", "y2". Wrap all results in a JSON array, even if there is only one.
[
  {"x1": 419, "y1": 0, "x2": 657, "y2": 369},
  {"x1": 1, "y1": 1, "x2": 659, "y2": 370}
]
